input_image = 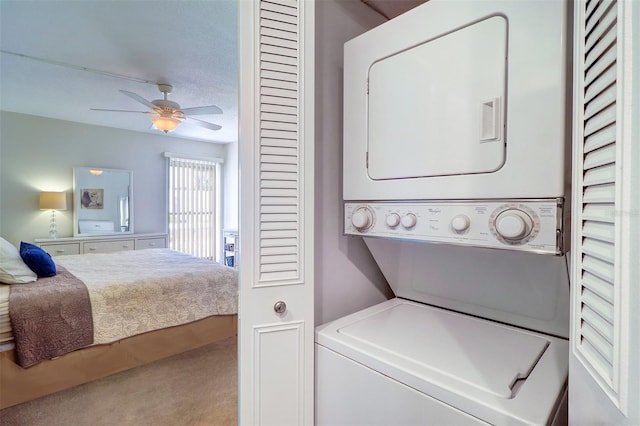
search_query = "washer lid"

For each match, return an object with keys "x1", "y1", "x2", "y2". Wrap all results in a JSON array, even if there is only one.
[{"x1": 336, "y1": 301, "x2": 548, "y2": 399}]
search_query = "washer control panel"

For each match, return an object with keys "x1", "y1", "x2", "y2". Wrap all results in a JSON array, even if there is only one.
[{"x1": 345, "y1": 200, "x2": 564, "y2": 255}]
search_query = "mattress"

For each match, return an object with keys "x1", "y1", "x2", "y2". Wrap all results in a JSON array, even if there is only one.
[
  {"x1": 1, "y1": 248, "x2": 237, "y2": 347},
  {"x1": 0, "y1": 286, "x2": 10, "y2": 344}
]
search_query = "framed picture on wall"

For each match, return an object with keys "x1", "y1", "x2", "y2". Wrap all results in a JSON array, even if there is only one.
[{"x1": 81, "y1": 188, "x2": 104, "y2": 209}]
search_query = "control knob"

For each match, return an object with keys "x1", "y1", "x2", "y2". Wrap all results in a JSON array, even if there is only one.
[
  {"x1": 451, "y1": 214, "x2": 471, "y2": 233},
  {"x1": 351, "y1": 207, "x2": 374, "y2": 231},
  {"x1": 401, "y1": 213, "x2": 417, "y2": 229},
  {"x1": 386, "y1": 213, "x2": 401, "y2": 228},
  {"x1": 495, "y1": 210, "x2": 533, "y2": 240}
]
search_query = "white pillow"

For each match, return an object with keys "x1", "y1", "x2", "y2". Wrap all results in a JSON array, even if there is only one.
[{"x1": 0, "y1": 237, "x2": 37, "y2": 284}]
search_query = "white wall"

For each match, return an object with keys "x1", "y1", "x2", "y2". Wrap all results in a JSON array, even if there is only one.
[
  {"x1": 0, "y1": 111, "x2": 233, "y2": 246},
  {"x1": 223, "y1": 141, "x2": 239, "y2": 231},
  {"x1": 314, "y1": 0, "x2": 393, "y2": 325}
]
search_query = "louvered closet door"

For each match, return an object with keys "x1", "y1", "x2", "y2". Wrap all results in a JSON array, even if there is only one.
[
  {"x1": 570, "y1": 0, "x2": 639, "y2": 422},
  {"x1": 238, "y1": 1, "x2": 315, "y2": 425}
]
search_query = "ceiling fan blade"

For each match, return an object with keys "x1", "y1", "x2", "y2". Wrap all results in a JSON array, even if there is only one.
[
  {"x1": 186, "y1": 117, "x2": 222, "y2": 131},
  {"x1": 181, "y1": 105, "x2": 223, "y2": 115},
  {"x1": 119, "y1": 90, "x2": 158, "y2": 110},
  {"x1": 91, "y1": 108, "x2": 149, "y2": 113}
]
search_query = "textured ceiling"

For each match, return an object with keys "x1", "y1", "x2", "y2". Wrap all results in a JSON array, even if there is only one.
[
  {"x1": 0, "y1": 0, "x2": 238, "y2": 144},
  {"x1": 0, "y1": 1, "x2": 427, "y2": 144}
]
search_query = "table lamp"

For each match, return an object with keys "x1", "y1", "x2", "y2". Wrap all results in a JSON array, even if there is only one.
[{"x1": 39, "y1": 192, "x2": 67, "y2": 239}]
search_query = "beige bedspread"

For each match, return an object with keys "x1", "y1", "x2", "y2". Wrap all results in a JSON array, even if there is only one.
[{"x1": 55, "y1": 249, "x2": 237, "y2": 344}]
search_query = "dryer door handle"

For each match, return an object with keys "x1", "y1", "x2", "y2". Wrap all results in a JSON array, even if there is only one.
[{"x1": 480, "y1": 97, "x2": 501, "y2": 142}]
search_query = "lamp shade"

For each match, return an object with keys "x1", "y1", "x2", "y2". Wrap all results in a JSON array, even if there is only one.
[{"x1": 39, "y1": 192, "x2": 67, "y2": 210}]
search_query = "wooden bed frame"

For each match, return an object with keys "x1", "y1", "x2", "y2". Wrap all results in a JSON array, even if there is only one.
[{"x1": 0, "y1": 314, "x2": 237, "y2": 410}]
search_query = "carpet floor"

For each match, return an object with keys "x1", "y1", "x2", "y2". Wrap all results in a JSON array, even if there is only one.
[{"x1": 0, "y1": 336, "x2": 238, "y2": 426}]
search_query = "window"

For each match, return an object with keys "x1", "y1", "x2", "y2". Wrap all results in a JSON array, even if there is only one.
[{"x1": 166, "y1": 154, "x2": 221, "y2": 260}]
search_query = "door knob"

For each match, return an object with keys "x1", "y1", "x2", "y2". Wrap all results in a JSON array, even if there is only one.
[{"x1": 274, "y1": 301, "x2": 287, "y2": 314}]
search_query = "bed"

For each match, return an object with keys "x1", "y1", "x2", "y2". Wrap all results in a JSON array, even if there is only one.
[{"x1": 0, "y1": 245, "x2": 238, "y2": 409}]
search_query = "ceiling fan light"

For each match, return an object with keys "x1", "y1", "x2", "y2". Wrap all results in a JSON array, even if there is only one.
[{"x1": 151, "y1": 116, "x2": 180, "y2": 133}]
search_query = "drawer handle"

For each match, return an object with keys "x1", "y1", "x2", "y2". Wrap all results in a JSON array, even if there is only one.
[
  {"x1": 89, "y1": 247, "x2": 96, "y2": 251},
  {"x1": 123, "y1": 245, "x2": 130, "y2": 248},
  {"x1": 149, "y1": 243, "x2": 156, "y2": 247},
  {"x1": 56, "y1": 249, "x2": 65, "y2": 254}
]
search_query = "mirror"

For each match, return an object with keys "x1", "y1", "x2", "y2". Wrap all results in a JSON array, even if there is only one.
[{"x1": 73, "y1": 167, "x2": 133, "y2": 236}]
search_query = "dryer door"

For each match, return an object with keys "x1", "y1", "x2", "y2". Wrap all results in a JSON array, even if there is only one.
[{"x1": 367, "y1": 16, "x2": 507, "y2": 180}]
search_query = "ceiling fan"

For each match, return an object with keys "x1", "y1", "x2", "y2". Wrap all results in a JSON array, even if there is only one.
[{"x1": 92, "y1": 84, "x2": 222, "y2": 133}]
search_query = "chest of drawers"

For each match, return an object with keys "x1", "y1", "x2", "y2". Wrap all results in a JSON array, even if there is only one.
[{"x1": 36, "y1": 233, "x2": 167, "y2": 256}]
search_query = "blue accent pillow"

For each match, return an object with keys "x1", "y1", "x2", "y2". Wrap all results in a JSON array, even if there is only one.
[{"x1": 19, "y1": 242, "x2": 57, "y2": 277}]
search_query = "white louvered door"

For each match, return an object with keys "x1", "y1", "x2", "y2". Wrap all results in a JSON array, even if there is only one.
[
  {"x1": 238, "y1": 1, "x2": 314, "y2": 425},
  {"x1": 570, "y1": 0, "x2": 639, "y2": 423}
]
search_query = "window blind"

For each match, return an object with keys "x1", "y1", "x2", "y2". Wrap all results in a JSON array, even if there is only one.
[{"x1": 168, "y1": 156, "x2": 219, "y2": 259}]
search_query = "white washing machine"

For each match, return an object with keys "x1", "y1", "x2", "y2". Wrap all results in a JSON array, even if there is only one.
[
  {"x1": 315, "y1": 241, "x2": 570, "y2": 425},
  {"x1": 317, "y1": 0, "x2": 572, "y2": 424},
  {"x1": 316, "y1": 299, "x2": 568, "y2": 425}
]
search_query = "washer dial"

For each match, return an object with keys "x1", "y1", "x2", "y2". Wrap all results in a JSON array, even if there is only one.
[
  {"x1": 386, "y1": 213, "x2": 401, "y2": 228},
  {"x1": 451, "y1": 214, "x2": 471, "y2": 233},
  {"x1": 351, "y1": 206, "x2": 374, "y2": 231},
  {"x1": 489, "y1": 204, "x2": 540, "y2": 245},
  {"x1": 495, "y1": 211, "x2": 532, "y2": 239},
  {"x1": 401, "y1": 213, "x2": 417, "y2": 229}
]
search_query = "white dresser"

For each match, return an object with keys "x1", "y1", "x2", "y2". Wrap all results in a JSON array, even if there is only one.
[{"x1": 35, "y1": 233, "x2": 167, "y2": 256}]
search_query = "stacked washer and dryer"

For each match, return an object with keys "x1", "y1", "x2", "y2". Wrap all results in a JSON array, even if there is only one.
[{"x1": 315, "y1": 1, "x2": 572, "y2": 425}]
